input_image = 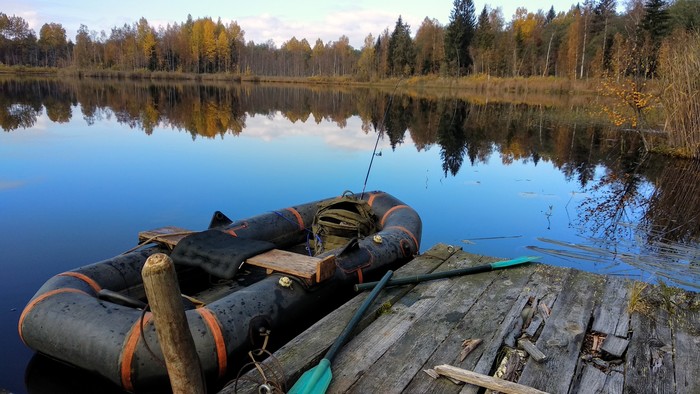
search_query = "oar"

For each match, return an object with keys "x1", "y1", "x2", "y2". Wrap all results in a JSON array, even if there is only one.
[
  {"x1": 354, "y1": 256, "x2": 539, "y2": 292},
  {"x1": 289, "y1": 269, "x2": 394, "y2": 394}
]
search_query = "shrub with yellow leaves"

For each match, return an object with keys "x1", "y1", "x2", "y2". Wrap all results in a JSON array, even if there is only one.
[{"x1": 598, "y1": 78, "x2": 655, "y2": 129}]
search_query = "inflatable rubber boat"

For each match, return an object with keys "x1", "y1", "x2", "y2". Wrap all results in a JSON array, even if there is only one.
[{"x1": 18, "y1": 191, "x2": 421, "y2": 392}]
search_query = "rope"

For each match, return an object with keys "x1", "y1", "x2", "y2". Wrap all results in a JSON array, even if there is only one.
[
  {"x1": 138, "y1": 305, "x2": 166, "y2": 368},
  {"x1": 272, "y1": 210, "x2": 321, "y2": 256},
  {"x1": 360, "y1": 79, "x2": 404, "y2": 199},
  {"x1": 138, "y1": 304, "x2": 209, "y2": 392},
  {"x1": 225, "y1": 349, "x2": 287, "y2": 394},
  {"x1": 120, "y1": 230, "x2": 195, "y2": 255}
]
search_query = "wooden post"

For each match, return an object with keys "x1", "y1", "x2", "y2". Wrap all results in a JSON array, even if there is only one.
[{"x1": 142, "y1": 253, "x2": 206, "y2": 394}]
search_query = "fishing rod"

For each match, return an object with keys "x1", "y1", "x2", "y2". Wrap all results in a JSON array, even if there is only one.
[{"x1": 360, "y1": 79, "x2": 403, "y2": 199}]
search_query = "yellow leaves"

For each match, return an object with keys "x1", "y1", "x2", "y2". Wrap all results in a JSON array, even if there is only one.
[
  {"x1": 512, "y1": 8, "x2": 539, "y2": 40},
  {"x1": 598, "y1": 78, "x2": 656, "y2": 129}
]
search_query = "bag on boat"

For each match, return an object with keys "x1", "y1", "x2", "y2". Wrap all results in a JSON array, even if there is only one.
[{"x1": 312, "y1": 191, "x2": 377, "y2": 255}]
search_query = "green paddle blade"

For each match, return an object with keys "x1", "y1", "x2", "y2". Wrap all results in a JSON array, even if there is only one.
[
  {"x1": 490, "y1": 256, "x2": 540, "y2": 269},
  {"x1": 288, "y1": 358, "x2": 332, "y2": 394}
]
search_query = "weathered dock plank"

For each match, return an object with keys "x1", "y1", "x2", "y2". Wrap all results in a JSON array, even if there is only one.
[
  {"x1": 329, "y1": 272, "x2": 456, "y2": 393},
  {"x1": 456, "y1": 266, "x2": 571, "y2": 394},
  {"x1": 578, "y1": 364, "x2": 624, "y2": 394},
  {"x1": 591, "y1": 276, "x2": 632, "y2": 337},
  {"x1": 336, "y1": 257, "x2": 506, "y2": 393},
  {"x1": 404, "y1": 263, "x2": 537, "y2": 394},
  {"x1": 625, "y1": 290, "x2": 675, "y2": 394},
  {"x1": 674, "y1": 292, "x2": 700, "y2": 394},
  {"x1": 517, "y1": 270, "x2": 604, "y2": 393},
  {"x1": 219, "y1": 244, "x2": 700, "y2": 394}
]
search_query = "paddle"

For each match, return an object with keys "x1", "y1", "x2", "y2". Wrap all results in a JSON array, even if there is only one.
[
  {"x1": 354, "y1": 256, "x2": 539, "y2": 292},
  {"x1": 288, "y1": 269, "x2": 394, "y2": 394}
]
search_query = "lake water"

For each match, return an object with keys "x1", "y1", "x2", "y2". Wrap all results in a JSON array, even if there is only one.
[{"x1": 1, "y1": 78, "x2": 699, "y2": 393}]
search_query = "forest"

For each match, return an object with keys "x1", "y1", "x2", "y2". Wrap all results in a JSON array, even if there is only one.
[
  {"x1": 1, "y1": 0, "x2": 699, "y2": 157},
  {"x1": 0, "y1": 0, "x2": 695, "y2": 79}
]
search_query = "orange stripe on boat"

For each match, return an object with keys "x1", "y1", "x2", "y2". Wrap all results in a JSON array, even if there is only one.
[
  {"x1": 380, "y1": 205, "x2": 410, "y2": 227},
  {"x1": 386, "y1": 225, "x2": 420, "y2": 251},
  {"x1": 57, "y1": 272, "x2": 102, "y2": 293},
  {"x1": 226, "y1": 222, "x2": 249, "y2": 237},
  {"x1": 18, "y1": 288, "x2": 88, "y2": 344},
  {"x1": 285, "y1": 207, "x2": 305, "y2": 230},
  {"x1": 196, "y1": 308, "x2": 228, "y2": 378},
  {"x1": 120, "y1": 313, "x2": 152, "y2": 392},
  {"x1": 367, "y1": 192, "x2": 382, "y2": 207},
  {"x1": 356, "y1": 268, "x2": 364, "y2": 284}
]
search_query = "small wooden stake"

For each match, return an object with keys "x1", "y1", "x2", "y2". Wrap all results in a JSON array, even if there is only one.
[
  {"x1": 142, "y1": 253, "x2": 205, "y2": 394},
  {"x1": 434, "y1": 364, "x2": 550, "y2": 394},
  {"x1": 518, "y1": 338, "x2": 548, "y2": 362},
  {"x1": 459, "y1": 338, "x2": 483, "y2": 361},
  {"x1": 601, "y1": 335, "x2": 629, "y2": 357}
]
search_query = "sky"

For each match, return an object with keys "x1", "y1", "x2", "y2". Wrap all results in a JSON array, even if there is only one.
[{"x1": 3, "y1": 0, "x2": 577, "y2": 49}]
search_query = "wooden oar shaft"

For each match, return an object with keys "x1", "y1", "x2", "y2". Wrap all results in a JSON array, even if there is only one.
[
  {"x1": 354, "y1": 256, "x2": 537, "y2": 292},
  {"x1": 354, "y1": 264, "x2": 491, "y2": 292},
  {"x1": 289, "y1": 269, "x2": 395, "y2": 394},
  {"x1": 326, "y1": 269, "x2": 393, "y2": 361}
]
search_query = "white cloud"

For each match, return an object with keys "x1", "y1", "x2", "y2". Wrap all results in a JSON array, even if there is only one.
[
  {"x1": 0, "y1": 180, "x2": 27, "y2": 191},
  {"x1": 241, "y1": 112, "x2": 403, "y2": 152},
  {"x1": 239, "y1": 8, "x2": 415, "y2": 49}
]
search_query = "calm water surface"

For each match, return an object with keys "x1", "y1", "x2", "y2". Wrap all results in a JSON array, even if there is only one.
[{"x1": 1, "y1": 79, "x2": 698, "y2": 393}]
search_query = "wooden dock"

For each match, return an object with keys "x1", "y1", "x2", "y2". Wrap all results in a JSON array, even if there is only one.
[{"x1": 220, "y1": 243, "x2": 700, "y2": 394}]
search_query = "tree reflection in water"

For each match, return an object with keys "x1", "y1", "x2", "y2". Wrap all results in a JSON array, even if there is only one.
[{"x1": 1, "y1": 78, "x2": 698, "y2": 288}]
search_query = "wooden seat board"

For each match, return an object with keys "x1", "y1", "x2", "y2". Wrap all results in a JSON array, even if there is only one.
[
  {"x1": 246, "y1": 249, "x2": 336, "y2": 283},
  {"x1": 138, "y1": 226, "x2": 193, "y2": 248}
]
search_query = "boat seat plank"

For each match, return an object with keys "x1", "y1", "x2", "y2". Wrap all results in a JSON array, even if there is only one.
[
  {"x1": 246, "y1": 249, "x2": 336, "y2": 284},
  {"x1": 138, "y1": 226, "x2": 193, "y2": 249}
]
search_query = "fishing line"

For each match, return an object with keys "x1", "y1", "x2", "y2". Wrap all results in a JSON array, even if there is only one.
[{"x1": 360, "y1": 79, "x2": 403, "y2": 199}]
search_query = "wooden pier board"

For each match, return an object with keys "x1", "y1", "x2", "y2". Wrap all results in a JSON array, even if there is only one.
[{"x1": 220, "y1": 243, "x2": 700, "y2": 394}]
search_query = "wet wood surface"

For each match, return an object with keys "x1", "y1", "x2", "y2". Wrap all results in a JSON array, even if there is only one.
[
  {"x1": 220, "y1": 243, "x2": 700, "y2": 394},
  {"x1": 246, "y1": 249, "x2": 336, "y2": 284}
]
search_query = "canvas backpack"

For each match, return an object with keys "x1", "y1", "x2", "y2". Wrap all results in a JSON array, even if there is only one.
[{"x1": 311, "y1": 192, "x2": 377, "y2": 255}]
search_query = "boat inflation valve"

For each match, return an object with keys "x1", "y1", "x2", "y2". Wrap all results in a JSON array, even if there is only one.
[
  {"x1": 278, "y1": 276, "x2": 293, "y2": 288},
  {"x1": 373, "y1": 234, "x2": 383, "y2": 244}
]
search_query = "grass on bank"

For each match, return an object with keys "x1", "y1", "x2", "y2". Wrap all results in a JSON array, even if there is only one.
[
  {"x1": 659, "y1": 29, "x2": 700, "y2": 159},
  {"x1": 0, "y1": 64, "x2": 59, "y2": 75},
  {"x1": 1, "y1": 64, "x2": 597, "y2": 94}
]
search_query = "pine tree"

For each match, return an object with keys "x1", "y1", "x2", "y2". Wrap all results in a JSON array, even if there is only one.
[
  {"x1": 473, "y1": 6, "x2": 495, "y2": 74},
  {"x1": 641, "y1": 0, "x2": 670, "y2": 76},
  {"x1": 444, "y1": 0, "x2": 476, "y2": 76},
  {"x1": 546, "y1": 6, "x2": 557, "y2": 24},
  {"x1": 387, "y1": 16, "x2": 415, "y2": 76},
  {"x1": 668, "y1": 0, "x2": 700, "y2": 31},
  {"x1": 642, "y1": 0, "x2": 670, "y2": 39},
  {"x1": 593, "y1": 0, "x2": 617, "y2": 73}
]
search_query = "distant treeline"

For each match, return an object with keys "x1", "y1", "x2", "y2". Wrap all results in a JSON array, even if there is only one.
[{"x1": 0, "y1": 0, "x2": 697, "y2": 80}]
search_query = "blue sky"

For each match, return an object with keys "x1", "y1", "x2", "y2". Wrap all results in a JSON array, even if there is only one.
[{"x1": 3, "y1": 0, "x2": 577, "y2": 48}]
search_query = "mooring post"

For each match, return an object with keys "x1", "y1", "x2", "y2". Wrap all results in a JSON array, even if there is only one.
[{"x1": 142, "y1": 253, "x2": 206, "y2": 394}]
